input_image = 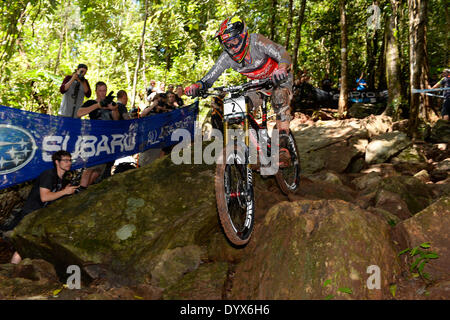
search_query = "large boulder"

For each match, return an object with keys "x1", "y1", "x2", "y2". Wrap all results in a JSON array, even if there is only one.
[
  {"x1": 291, "y1": 115, "x2": 394, "y2": 174},
  {"x1": 9, "y1": 156, "x2": 220, "y2": 286},
  {"x1": 427, "y1": 120, "x2": 450, "y2": 143},
  {"x1": 365, "y1": 131, "x2": 411, "y2": 164},
  {"x1": 292, "y1": 120, "x2": 369, "y2": 174},
  {"x1": 162, "y1": 262, "x2": 229, "y2": 300},
  {"x1": 390, "y1": 145, "x2": 429, "y2": 176},
  {"x1": 358, "y1": 175, "x2": 435, "y2": 218},
  {"x1": 229, "y1": 200, "x2": 402, "y2": 300},
  {"x1": 372, "y1": 176, "x2": 435, "y2": 215},
  {"x1": 396, "y1": 197, "x2": 450, "y2": 281},
  {"x1": 348, "y1": 103, "x2": 385, "y2": 119},
  {"x1": 430, "y1": 158, "x2": 450, "y2": 182}
]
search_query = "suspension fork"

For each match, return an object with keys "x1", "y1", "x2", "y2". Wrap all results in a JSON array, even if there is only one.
[{"x1": 261, "y1": 95, "x2": 268, "y2": 128}]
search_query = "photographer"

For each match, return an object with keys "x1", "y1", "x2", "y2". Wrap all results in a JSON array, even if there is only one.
[
  {"x1": 58, "y1": 64, "x2": 92, "y2": 118},
  {"x1": 1, "y1": 150, "x2": 78, "y2": 232},
  {"x1": 77, "y1": 81, "x2": 120, "y2": 120},
  {"x1": 0, "y1": 150, "x2": 79, "y2": 264},
  {"x1": 77, "y1": 82, "x2": 119, "y2": 187}
]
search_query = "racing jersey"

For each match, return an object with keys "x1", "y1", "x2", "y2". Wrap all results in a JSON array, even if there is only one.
[{"x1": 200, "y1": 33, "x2": 293, "y2": 90}]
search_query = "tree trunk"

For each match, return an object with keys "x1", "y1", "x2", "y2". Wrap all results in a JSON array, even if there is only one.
[
  {"x1": 408, "y1": 0, "x2": 427, "y2": 137},
  {"x1": 366, "y1": 30, "x2": 379, "y2": 91},
  {"x1": 54, "y1": 1, "x2": 67, "y2": 74},
  {"x1": 142, "y1": 36, "x2": 147, "y2": 92},
  {"x1": 292, "y1": 0, "x2": 307, "y2": 74},
  {"x1": 385, "y1": 0, "x2": 403, "y2": 120},
  {"x1": 338, "y1": 0, "x2": 349, "y2": 116},
  {"x1": 270, "y1": 0, "x2": 278, "y2": 41},
  {"x1": 285, "y1": 0, "x2": 294, "y2": 51},
  {"x1": 376, "y1": 27, "x2": 386, "y2": 90},
  {"x1": 125, "y1": 61, "x2": 131, "y2": 94},
  {"x1": 445, "y1": 0, "x2": 449, "y2": 65},
  {"x1": 131, "y1": 0, "x2": 149, "y2": 108},
  {"x1": 420, "y1": 19, "x2": 434, "y2": 121}
]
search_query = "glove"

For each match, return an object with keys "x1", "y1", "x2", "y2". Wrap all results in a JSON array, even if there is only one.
[
  {"x1": 185, "y1": 83, "x2": 202, "y2": 97},
  {"x1": 100, "y1": 91, "x2": 115, "y2": 107},
  {"x1": 272, "y1": 68, "x2": 288, "y2": 85}
]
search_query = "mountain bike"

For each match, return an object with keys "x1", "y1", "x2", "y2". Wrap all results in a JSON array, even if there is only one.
[{"x1": 199, "y1": 78, "x2": 301, "y2": 246}]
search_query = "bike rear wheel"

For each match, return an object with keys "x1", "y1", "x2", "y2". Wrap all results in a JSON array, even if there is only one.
[
  {"x1": 275, "y1": 129, "x2": 301, "y2": 195},
  {"x1": 215, "y1": 146, "x2": 255, "y2": 246}
]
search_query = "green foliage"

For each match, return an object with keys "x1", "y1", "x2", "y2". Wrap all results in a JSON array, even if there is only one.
[
  {"x1": 0, "y1": 0, "x2": 447, "y2": 114},
  {"x1": 398, "y1": 242, "x2": 440, "y2": 282},
  {"x1": 322, "y1": 278, "x2": 353, "y2": 300}
]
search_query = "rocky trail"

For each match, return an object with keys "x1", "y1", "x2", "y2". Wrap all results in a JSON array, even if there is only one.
[{"x1": 0, "y1": 113, "x2": 449, "y2": 300}]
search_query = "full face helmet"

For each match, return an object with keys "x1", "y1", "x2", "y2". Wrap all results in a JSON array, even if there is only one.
[{"x1": 215, "y1": 16, "x2": 250, "y2": 64}]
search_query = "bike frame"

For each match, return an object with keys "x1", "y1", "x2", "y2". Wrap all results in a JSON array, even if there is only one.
[{"x1": 221, "y1": 91, "x2": 273, "y2": 169}]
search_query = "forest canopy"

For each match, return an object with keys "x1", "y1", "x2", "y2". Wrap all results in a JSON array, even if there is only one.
[{"x1": 0, "y1": 0, "x2": 448, "y2": 116}]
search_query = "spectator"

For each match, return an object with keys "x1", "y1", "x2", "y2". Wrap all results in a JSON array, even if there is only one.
[
  {"x1": 167, "y1": 91, "x2": 179, "y2": 109},
  {"x1": 175, "y1": 85, "x2": 185, "y2": 107},
  {"x1": 130, "y1": 107, "x2": 140, "y2": 119},
  {"x1": 140, "y1": 93, "x2": 170, "y2": 117},
  {"x1": 77, "y1": 82, "x2": 119, "y2": 187},
  {"x1": 321, "y1": 74, "x2": 333, "y2": 92},
  {"x1": 147, "y1": 80, "x2": 165, "y2": 102},
  {"x1": 356, "y1": 72, "x2": 368, "y2": 91},
  {"x1": 77, "y1": 81, "x2": 119, "y2": 120},
  {"x1": 58, "y1": 64, "x2": 92, "y2": 118},
  {"x1": 0, "y1": 150, "x2": 78, "y2": 264},
  {"x1": 146, "y1": 80, "x2": 157, "y2": 101},
  {"x1": 116, "y1": 90, "x2": 131, "y2": 120},
  {"x1": 430, "y1": 69, "x2": 450, "y2": 121},
  {"x1": 167, "y1": 84, "x2": 174, "y2": 93},
  {"x1": 159, "y1": 83, "x2": 166, "y2": 93}
]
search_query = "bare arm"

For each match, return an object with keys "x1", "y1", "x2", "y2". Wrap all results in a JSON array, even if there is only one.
[
  {"x1": 110, "y1": 104, "x2": 120, "y2": 120},
  {"x1": 81, "y1": 80, "x2": 92, "y2": 97},
  {"x1": 40, "y1": 185, "x2": 78, "y2": 202},
  {"x1": 430, "y1": 78, "x2": 443, "y2": 89},
  {"x1": 77, "y1": 102, "x2": 100, "y2": 118},
  {"x1": 140, "y1": 105, "x2": 155, "y2": 117}
]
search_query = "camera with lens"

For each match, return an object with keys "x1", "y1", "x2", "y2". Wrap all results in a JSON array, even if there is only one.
[
  {"x1": 78, "y1": 71, "x2": 85, "y2": 81},
  {"x1": 100, "y1": 91, "x2": 116, "y2": 108},
  {"x1": 63, "y1": 169, "x2": 83, "y2": 186}
]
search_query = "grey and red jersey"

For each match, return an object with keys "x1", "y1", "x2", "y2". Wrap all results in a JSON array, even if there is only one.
[{"x1": 200, "y1": 33, "x2": 293, "y2": 90}]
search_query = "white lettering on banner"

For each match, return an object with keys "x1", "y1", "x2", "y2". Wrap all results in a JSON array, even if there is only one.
[
  {"x1": 147, "y1": 116, "x2": 194, "y2": 147},
  {"x1": 42, "y1": 133, "x2": 137, "y2": 162},
  {"x1": 42, "y1": 136, "x2": 64, "y2": 161},
  {"x1": 73, "y1": 135, "x2": 97, "y2": 159},
  {"x1": 96, "y1": 135, "x2": 111, "y2": 156},
  {"x1": 41, "y1": 115, "x2": 191, "y2": 162},
  {"x1": 111, "y1": 134, "x2": 124, "y2": 152}
]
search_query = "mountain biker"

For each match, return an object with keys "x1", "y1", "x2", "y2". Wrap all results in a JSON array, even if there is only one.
[{"x1": 185, "y1": 16, "x2": 293, "y2": 167}]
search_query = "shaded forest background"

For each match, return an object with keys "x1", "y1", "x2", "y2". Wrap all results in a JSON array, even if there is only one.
[{"x1": 0, "y1": 0, "x2": 448, "y2": 119}]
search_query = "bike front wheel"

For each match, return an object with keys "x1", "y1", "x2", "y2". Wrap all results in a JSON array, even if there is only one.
[{"x1": 215, "y1": 145, "x2": 255, "y2": 246}]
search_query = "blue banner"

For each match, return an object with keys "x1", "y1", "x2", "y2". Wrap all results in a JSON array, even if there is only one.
[{"x1": 0, "y1": 102, "x2": 199, "y2": 190}]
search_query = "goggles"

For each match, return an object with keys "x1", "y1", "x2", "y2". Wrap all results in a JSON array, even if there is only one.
[{"x1": 223, "y1": 34, "x2": 244, "y2": 51}]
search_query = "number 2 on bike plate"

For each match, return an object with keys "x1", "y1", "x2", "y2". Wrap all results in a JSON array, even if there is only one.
[{"x1": 224, "y1": 96, "x2": 245, "y2": 118}]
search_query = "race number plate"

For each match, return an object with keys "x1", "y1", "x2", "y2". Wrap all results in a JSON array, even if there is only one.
[{"x1": 223, "y1": 96, "x2": 246, "y2": 118}]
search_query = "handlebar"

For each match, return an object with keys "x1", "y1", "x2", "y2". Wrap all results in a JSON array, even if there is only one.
[{"x1": 198, "y1": 78, "x2": 281, "y2": 98}]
